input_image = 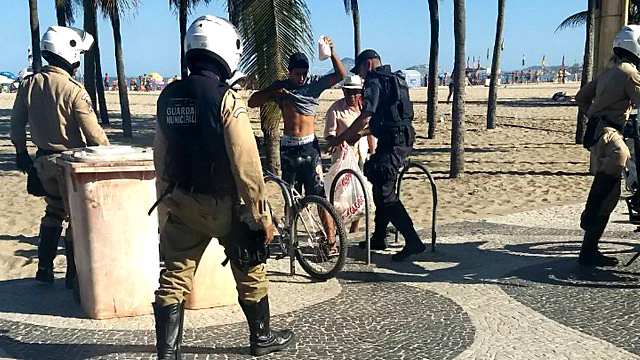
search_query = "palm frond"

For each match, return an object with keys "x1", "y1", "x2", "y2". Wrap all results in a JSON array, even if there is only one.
[
  {"x1": 169, "y1": 0, "x2": 211, "y2": 15},
  {"x1": 631, "y1": 0, "x2": 640, "y2": 24},
  {"x1": 343, "y1": 0, "x2": 358, "y2": 15},
  {"x1": 229, "y1": 0, "x2": 313, "y2": 125},
  {"x1": 556, "y1": 10, "x2": 588, "y2": 32},
  {"x1": 98, "y1": 0, "x2": 139, "y2": 17},
  {"x1": 55, "y1": 0, "x2": 76, "y2": 25}
]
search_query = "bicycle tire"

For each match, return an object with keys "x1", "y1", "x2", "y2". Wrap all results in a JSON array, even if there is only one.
[{"x1": 292, "y1": 195, "x2": 347, "y2": 281}]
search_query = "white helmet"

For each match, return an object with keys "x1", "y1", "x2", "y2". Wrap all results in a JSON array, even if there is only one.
[
  {"x1": 41, "y1": 26, "x2": 94, "y2": 67},
  {"x1": 185, "y1": 15, "x2": 242, "y2": 78},
  {"x1": 613, "y1": 25, "x2": 640, "y2": 61},
  {"x1": 227, "y1": 71, "x2": 247, "y2": 90}
]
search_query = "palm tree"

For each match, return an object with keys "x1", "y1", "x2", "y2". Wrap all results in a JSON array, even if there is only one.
[
  {"x1": 83, "y1": 0, "x2": 98, "y2": 112},
  {"x1": 343, "y1": 0, "x2": 360, "y2": 58},
  {"x1": 100, "y1": 0, "x2": 136, "y2": 137},
  {"x1": 55, "y1": 0, "x2": 75, "y2": 26},
  {"x1": 92, "y1": 20, "x2": 110, "y2": 125},
  {"x1": 29, "y1": 0, "x2": 43, "y2": 72},
  {"x1": 557, "y1": 0, "x2": 640, "y2": 31},
  {"x1": 169, "y1": 0, "x2": 211, "y2": 79},
  {"x1": 575, "y1": 0, "x2": 595, "y2": 144},
  {"x1": 81, "y1": 0, "x2": 110, "y2": 124},
  {"x1": 228, "y1": 0, "x2": 313, "y2": 174},
  {"x1": 450, "y1": 0, "x2": 466, "y2": 178},
  {"x1": 426, "y1": 0, "x2": 439, "y2": 139},
  {"x1": 486, "y1": 0, "x2": 505, "y2": 130}
]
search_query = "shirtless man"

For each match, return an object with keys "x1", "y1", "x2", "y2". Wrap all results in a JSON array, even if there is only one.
[{"x1": 248, "y1": 38, "x2": 347, "y2": 254}]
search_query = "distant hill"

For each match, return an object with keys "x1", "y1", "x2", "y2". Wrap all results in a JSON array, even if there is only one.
[
  {"x1": 323, "y1": 57, "x2": 355, "y2": 76},
  {"x1": 406, "y1": 64, "x2": 428, "y2": 77}
]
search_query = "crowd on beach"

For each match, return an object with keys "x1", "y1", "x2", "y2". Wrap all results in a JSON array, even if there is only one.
[{"x1": 102, "y1": 72, "x2": 175, "y2": 92}]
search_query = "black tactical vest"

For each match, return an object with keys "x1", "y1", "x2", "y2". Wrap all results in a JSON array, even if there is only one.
[
  {"x1": 367, "y1": 65, "x2": 414, "y2": 139},
  {"x1": 157, "y1": 70, "x2": 236, "y2": 196}
]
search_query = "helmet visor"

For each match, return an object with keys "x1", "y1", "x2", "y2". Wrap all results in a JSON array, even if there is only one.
[{"x1": 70, "y1": 27, "x2": 94, "y2": 52}]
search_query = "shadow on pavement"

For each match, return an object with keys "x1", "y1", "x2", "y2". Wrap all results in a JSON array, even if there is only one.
[
  {"x1": 0, "y1": 330, "x2": 248, "y2": 360},
  {"x1": 340, "y1": 221, "x2": 640, "y2": 289}
]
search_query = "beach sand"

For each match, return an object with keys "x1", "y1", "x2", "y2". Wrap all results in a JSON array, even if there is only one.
[{"x1": 0, "y1": 82, "x2": 591, "y2": 282}]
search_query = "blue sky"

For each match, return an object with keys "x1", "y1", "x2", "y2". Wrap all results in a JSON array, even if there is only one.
[{"x1": 1, "y1": 0, "x2": 586, "y2": 77}]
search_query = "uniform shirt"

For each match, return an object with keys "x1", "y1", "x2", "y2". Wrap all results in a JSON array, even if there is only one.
[
  {"x1": 154, "y1": 88, "x2": 272, "y2": 231},
  {"x1": 270, "y1": 74, "x2": 334, "y2": 116},
  {"x1": 361, "y1": 67, "x2": 386, "y2": 116},
  {"x1": 575, "y1": 62, "x2": 640, "y2": 127},
  {"x1": 10, "y1": 65, "x2": 109, "y2": 153},
  {"x1": 324, "y1": 98, "x2": 369, "y2": 163}
]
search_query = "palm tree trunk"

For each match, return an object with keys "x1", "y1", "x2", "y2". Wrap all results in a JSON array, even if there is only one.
[
  {"x1": 427, "y1": 0, "x2": 439, "y2": 139},
  {"x1": 28, "y1": 0, "x2": 42, "y2": 72},
  {"x1": 94, "y1": 30, "x2": 110, "y2": 125},
  {"x1": 55, "y1": 3, "x2": 67, "y2": 26},
  {"x1": 351, "y1": 2, "x2": 361, "y2": 57},
  {"x1": 110, "y1": 9, "x2": 132, "y2": 137},
  {"x1": 450, "y1": 0, "x2": 466, "y2": 178},
  {"x1": 83, "y1": 0, "x2": 98, "y2": 111},
  {"x1": 179, "y1": 0, "x2": 188, "y2": 79},
  {"x1": 84, "y1": 3, "x2": 109, "y2": 124},
  {"x1": 576, "y1": 0, "x2": 596, "y2": 144},
  {"x1": 487, "y1": 0, "x2": 505, "y2": 130},
  {"x1": 261, "y1": 103, "x2": 281, "y2": 175}
]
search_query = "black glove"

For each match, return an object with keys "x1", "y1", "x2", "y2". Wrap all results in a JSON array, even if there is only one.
[{"x1": 16, "y1": 151, "x2": 33, "y2": 173}]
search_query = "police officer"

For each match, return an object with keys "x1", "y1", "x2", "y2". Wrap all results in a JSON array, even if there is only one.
[
  {"x1": 329, "y1": 49, "x2": 426, "y2": 261},
  {"x1": 152, "y1": 16, "x2": 293, "y2": 358},
  {"x1": 576, "y1": 25, "x2": 640, "y2": 267},
  {"x1": 10, "y1": 26, "x2": 109, "y2": 286}
]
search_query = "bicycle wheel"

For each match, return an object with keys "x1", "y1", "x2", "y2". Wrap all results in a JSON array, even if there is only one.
[{"x1": 292, "y1": 195, "x2": 347, "y2": 281}]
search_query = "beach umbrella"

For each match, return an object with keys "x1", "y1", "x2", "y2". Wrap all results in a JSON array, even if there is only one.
[
  {"x1": 148, "y1": 72, "x2": 164, "y2": 85},
  {"x1": 148, "y1": 72, "x2": 163, "y2": 80},
  {"x1": 0, "y1": 72, "x2": 17, "y2": 80}
]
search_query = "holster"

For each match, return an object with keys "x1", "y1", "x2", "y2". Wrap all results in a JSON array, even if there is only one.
[
  {"x1": 222, "y1": 213, "x2": 269, "y2": 273},
  {"x1": 26, "y1": 166, "x2": 47, "y2": 197},
  {"x1": 364, "y1": 151, "x2": 396, "y2": 184},
  {"x1": 583, "y1": 116, "x2": 622, "y2": 149}
]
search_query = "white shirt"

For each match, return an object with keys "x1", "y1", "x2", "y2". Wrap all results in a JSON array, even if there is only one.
[{"x1": 323, "y1": 98, "x2": 371, "y2": 165}]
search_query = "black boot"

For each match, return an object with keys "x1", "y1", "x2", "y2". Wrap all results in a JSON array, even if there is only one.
[
  {"x1": 64, "y1": 236, "x2": 76, "y2": 289},
  {"x1": 152, "y1": 302, "x2": 185, "y2": 360},
  {"x1": 239, "y1": 296, "x2": 294, "y2": 356},
  {"x1": 35, "y1": 225, "x2": 62, "y2": 283},
  {"x1": 579, "y1": 216, "x2": 618, "y2": 266},
  {"x1": 359, "y1": 206, "x2": 389, "y2": 250},
  {"x1": 578, "y1": 173, "x2": 620, "y2": 267},
  {"x1": 387, "y1": 202, "x2": 426, "y2": 262}
]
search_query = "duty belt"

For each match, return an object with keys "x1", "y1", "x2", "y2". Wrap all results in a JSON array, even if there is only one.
[{"x1": 377, "y1": 126, "x2": 412, "y2": 147}]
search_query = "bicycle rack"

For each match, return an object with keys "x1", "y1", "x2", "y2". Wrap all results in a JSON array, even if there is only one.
[
  {"x1": 264, "y1": 172, "x2": 297, "y2": 275},
  {"x1": 394, "y1": 160, "x2": 438, "y2": 252},
  {"x1": 329, "y1": 169, "x2": 371, "y2": 265}
]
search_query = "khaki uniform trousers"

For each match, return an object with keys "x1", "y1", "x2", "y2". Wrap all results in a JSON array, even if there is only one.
[
  {"x1": 588, "y1": 127, "x2": 631, "y2": 217},
  {"x1": 154, "y1": 188, "x2": 268, "y2": 307},
  {"x1": 34, "y1": 155, "x2": 72, "y2": 234}
]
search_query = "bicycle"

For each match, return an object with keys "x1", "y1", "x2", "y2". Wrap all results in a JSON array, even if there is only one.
[{"x1": 264, "y1": 170, "x2": 348, "y2": 281}]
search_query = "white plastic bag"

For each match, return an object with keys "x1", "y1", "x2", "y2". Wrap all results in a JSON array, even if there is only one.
[
  {"x1": 318, "y1": 35, "x2": 331, "y2": 61},
  {"x1": 324, "y1": 146, "x2": 371, "y2": 223}
]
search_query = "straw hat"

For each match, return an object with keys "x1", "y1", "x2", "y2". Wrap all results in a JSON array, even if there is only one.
[{"x1": 342, "y1": 75, "x2": 363, "y2": 90}]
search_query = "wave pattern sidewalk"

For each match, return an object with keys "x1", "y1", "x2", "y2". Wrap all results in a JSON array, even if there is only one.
[{"x1": 1, "y1": 202, "x2": 640, "y2": 359}]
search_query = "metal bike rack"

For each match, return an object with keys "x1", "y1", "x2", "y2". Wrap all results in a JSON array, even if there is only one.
[
  {"x1": 394, "y1": 160, "x2": 438, "y2": 252},
  {"x1": 264, "y1": 171, "x2": 297, "y2": 275},
  {"x1": 329, "y1": 169, "x2": 371, "y2": 265}
]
